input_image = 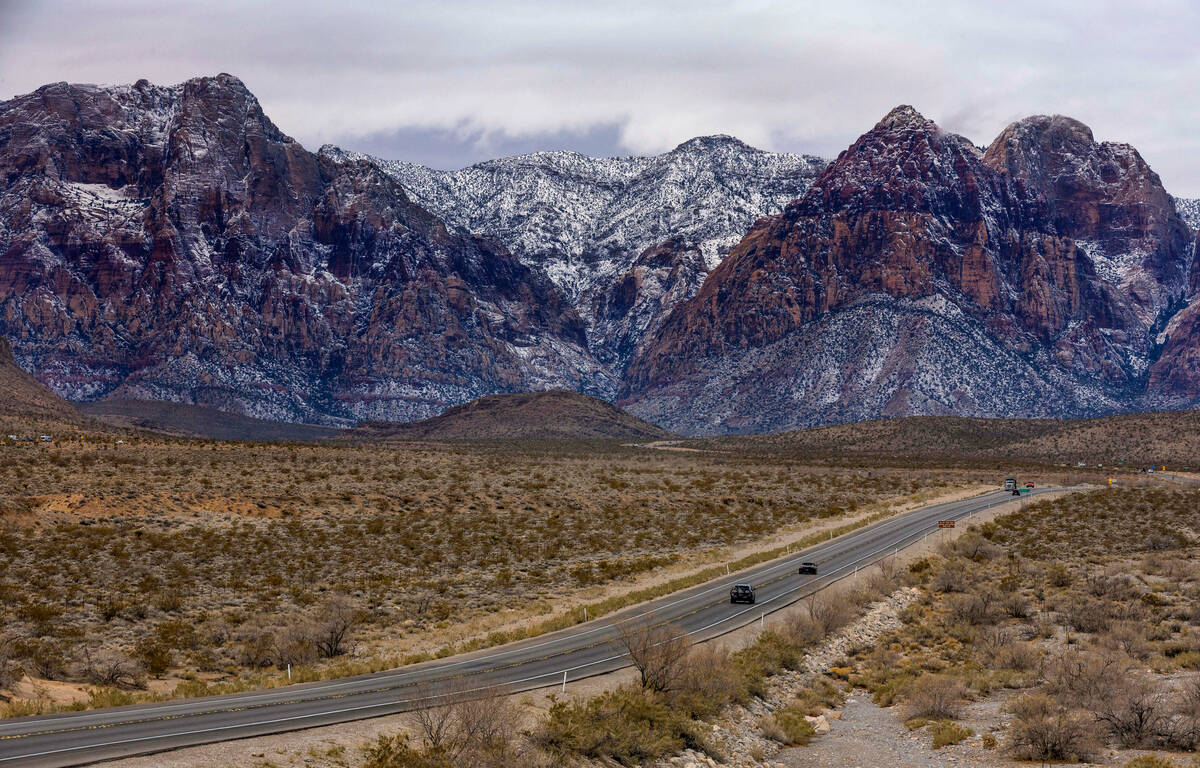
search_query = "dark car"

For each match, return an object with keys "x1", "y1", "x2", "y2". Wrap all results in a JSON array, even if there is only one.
[
  {"x1": 798, "y1": 562, "x2": 819, "y2": 575},
  {"x1": 730, "y1": 584, "x2": 756, "y2": 604}
]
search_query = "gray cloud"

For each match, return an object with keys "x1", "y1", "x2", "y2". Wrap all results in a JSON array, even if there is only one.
[{"x1": 1, "y1": 0, "x2": 1197, "y2": 194}]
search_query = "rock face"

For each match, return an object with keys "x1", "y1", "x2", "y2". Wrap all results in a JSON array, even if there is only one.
[
  {"x1": 335, "y1": 136, "x2": 827, "y2": 371},
  {"x1": 622, "y1": 107, "x2": 1198, "y2": 434},
  {"x1": 0, "y1": 75, "x2": 608, "y2": 423}
]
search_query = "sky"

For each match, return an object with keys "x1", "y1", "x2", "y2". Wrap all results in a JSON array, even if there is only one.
[{"x1": 1, "y1": 0, "x2": 1198, "y2": 195}]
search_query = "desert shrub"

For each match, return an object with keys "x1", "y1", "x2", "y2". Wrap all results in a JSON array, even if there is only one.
[
  {"x1": 947, "y1": 591, "x2": 999, "y2": 626},
  {"x1": 80, "y1": 647, "x2": 144, "y2": 690},
  {"x1": 732, "y1": 631, "x2": 800, "y2": 698},
  {"x1": 273, "y1": 621, "x2": 318, "y2": 668},
  {"x1": 618, "y1": 621, "x2": 690, "y2": 693},
  {"x1": 1162, "y1": 676, "x2": 1200, "y2": 750},
  {"x1": 802, "y1": 592, "x2": 853, "y2": 637},
  {"x1": 1093, "y1": 674, "x2": 1168, "y2": 747},
  {"x1": 309, "y1": 595, "x2": 363, "y2": 659},
  {"x1": 1001, "y1": 591, "x2": 1031, "y2": 618},
  {"x1": 133, "y1": 637, "x2": 171, "y2": 676},
  {"x1": 14, "y1": 636, "x2": 70, "y2": 679},
  {"x1": 929, "y1": 720, "x2": 972, "y2": 748},
  {"x1": 534, "y1": 686, "x2": 709, "y2": 766},
  {"x1": 671, "y1": 644, "x2": 746, "y2": 717},
  {"x1": 1042, "y1": 649, "x2": 1136, "y2": 708},
  {"x1": 793, "y1": 677, "x2": 847, "y2": 715},
  {"x1": 1064, "y1": 597, "x2": 1111, "y2": 633},
  {"x1": 994, "y1": 640, "x2": 1040, "y2": 672},
  {"x1": 1124, "y1": 757, "x2": 1180, "y2": 768},
  {"x1": 781, "y1": 614, "x2": 825, "y2": 649},
  {"x1": 904, "y1": 674, "x2": 966, "y2": 721},
  {"x1": 761, "y1": 704, "x2": 816, "y2": 746},
  {"x1": 1100, "y1": 621, "x2": 1152, "y2": 661},
  {"x1": 361, "y1": 734, "x2": 453, "y2": 768},
  {"x1": 931, "y1": 558, "x2": 972, "y2": 593},
  {"x1": 1005, "y1": 694, "x2": 1101, "y2": 762},
  {"x1": 1046, "y1": 563, "x2": 1072, "y2": 587}
]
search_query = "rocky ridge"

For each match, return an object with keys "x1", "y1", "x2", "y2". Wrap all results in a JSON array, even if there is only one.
[
  {"x1": 622, "y1": 107, "x2": 1199, "y2": 434},
  {"x1": 328, "y1": 136, "x2": 827, "y2": 370},
  {"x1": 2, "y1": 77, "x2": 1199, "y2": 433},
  {"x1": 0, "y1": 75, "x2": 609, "y2": 424}
]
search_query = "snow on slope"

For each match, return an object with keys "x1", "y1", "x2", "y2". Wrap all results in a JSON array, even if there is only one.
[
  {"x1": 1178, "y1": 197, "x2": 1200, "y2": 229},
  {"x1": 323, "y1": 136, "x2": 827, "y2": 370}
]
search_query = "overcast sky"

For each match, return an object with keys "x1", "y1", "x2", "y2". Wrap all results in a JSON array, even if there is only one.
[{"x1": 2, "y1": 0, "x2": 1197, "y2": 195}]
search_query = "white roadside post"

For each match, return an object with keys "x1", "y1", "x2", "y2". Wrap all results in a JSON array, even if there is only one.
[{"x1": 562, "y1": 670, "x2": 567, "y2": 693}]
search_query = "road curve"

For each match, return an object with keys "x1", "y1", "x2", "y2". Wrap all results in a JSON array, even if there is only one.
[{"x1": 0, "y1": 488, "x2": 1058, "y2": 767}]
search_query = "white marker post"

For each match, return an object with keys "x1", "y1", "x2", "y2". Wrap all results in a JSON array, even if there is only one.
[{"x1": 562, "y1": 670, "x2": 567, "y2": 693}]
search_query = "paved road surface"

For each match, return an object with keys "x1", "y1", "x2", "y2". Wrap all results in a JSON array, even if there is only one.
[{"x1": 0, "y1": 488, "x2": 1058, "y2": 766}]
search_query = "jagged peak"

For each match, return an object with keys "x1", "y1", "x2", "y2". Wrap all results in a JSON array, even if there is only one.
[
  {"x1": 669, "y1": 134, "x2": 753, "y2": 153},
  {"x1": 873, "y1": 105, "x2": 938, "y2": 133},
  {"x1": 990, "y1": 114, "x2": 1096, "y2": 148}
]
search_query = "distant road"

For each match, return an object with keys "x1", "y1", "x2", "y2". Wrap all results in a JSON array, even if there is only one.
[{"x1": 0, "y1": 488, "x2": 1061, "y2": 767}]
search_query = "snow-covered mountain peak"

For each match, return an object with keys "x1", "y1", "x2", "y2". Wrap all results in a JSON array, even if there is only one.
[{"x1": 332, "y1": 137, "x2": 828, "y2": 370}]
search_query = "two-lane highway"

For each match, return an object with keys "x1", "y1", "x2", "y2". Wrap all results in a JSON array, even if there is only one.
[{"x1": 0, "y1": 488, "x2": 1058, "y2": 766}]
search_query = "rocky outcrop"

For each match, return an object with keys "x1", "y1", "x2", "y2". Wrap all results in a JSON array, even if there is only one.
[
  {"x1": 622, "y1": 107, "x2": 1197, "y2": 434},
  {"x1": 0, "y1": 75, "x2": 608, "y2": 423}
]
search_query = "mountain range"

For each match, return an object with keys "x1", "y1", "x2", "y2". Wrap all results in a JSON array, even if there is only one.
[{"x1": 1, "y1": 74, "x2": 1197, "y2": 434}]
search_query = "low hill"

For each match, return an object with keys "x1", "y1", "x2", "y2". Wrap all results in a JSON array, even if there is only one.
[
  {"x1": 349, "y1": 390, "x2": 672, "y2": 441},
  {"x1": 0, "y1": 338, "x2": 88, "y2": 434},
  {"x1": 711, "y1": 412, "x2": 1200, "y2": 468},
  {"x1": 76, "y1": 400, "x2": 343, "y2": 442}
]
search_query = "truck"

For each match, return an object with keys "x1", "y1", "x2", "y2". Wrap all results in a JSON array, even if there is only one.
[{"x1": 1003, "y1": 476, "x2": 1017, "y2": 492}]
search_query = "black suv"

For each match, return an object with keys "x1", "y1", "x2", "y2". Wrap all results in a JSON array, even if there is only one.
[
  {"x1": 729, "y1": 584, "x2": 756, "y2": 604},
  {"x1": 798, "y1": 562, "x2": 819, "y2": 575}
]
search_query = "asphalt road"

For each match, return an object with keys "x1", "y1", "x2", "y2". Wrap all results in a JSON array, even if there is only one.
[{"x1": 0, "y1": 488, "x2": 1058, "y2": 767}]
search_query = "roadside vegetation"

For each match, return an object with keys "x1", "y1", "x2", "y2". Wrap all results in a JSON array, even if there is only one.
[
  {"x1": 0, "y1": 437, "x2": 983, "y2": 713},
  {"x1": 354, "y1": 574, "x2": 898, "y2": 768},
  {"x1": 845, "y1": 487, "x2": 1200, "y2": 762}
]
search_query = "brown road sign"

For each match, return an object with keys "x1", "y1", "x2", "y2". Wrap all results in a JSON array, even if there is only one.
[{"x1": 937, "y1": 520, "x2": 956, "y2": 529}]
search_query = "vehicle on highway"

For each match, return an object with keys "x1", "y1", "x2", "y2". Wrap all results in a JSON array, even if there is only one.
[
  {"x1": 798, "y1": 562, "x2": 819, "y2": 574},
  {"x1": 1004, "y1": 476, "x2": 1017, "y2": 492},
  {"x1": 1025, "y1": 482, "x2": 1035, "y2": 488},
  {"x1": 729, "y1": 583, "x2": 756, "y2": 604}
]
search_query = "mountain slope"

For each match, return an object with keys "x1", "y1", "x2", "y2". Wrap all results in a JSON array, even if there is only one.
[
  {"x1": 0, "y1": 337, "x2": 86, "y2": 433},
  {"x1": 76, "y1": 399, "x2": 341, "y2": 442},
  {"x1": 622, "y1": 107, "x2": 1197, "y2": 434},
  {"x1": 347, "y1": 389, "x2": 671, "y2": 441},
  {"x1": 331, "y1": 136, "x2": 827, "y2": 370},
  {"x1": 0, "y1": 75, "x2": 609, "y2": 425}
]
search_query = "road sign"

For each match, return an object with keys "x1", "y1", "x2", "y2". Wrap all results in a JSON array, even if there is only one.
[{"x1": 937, "y1": 520, "x2": 955, "y2": 529}]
